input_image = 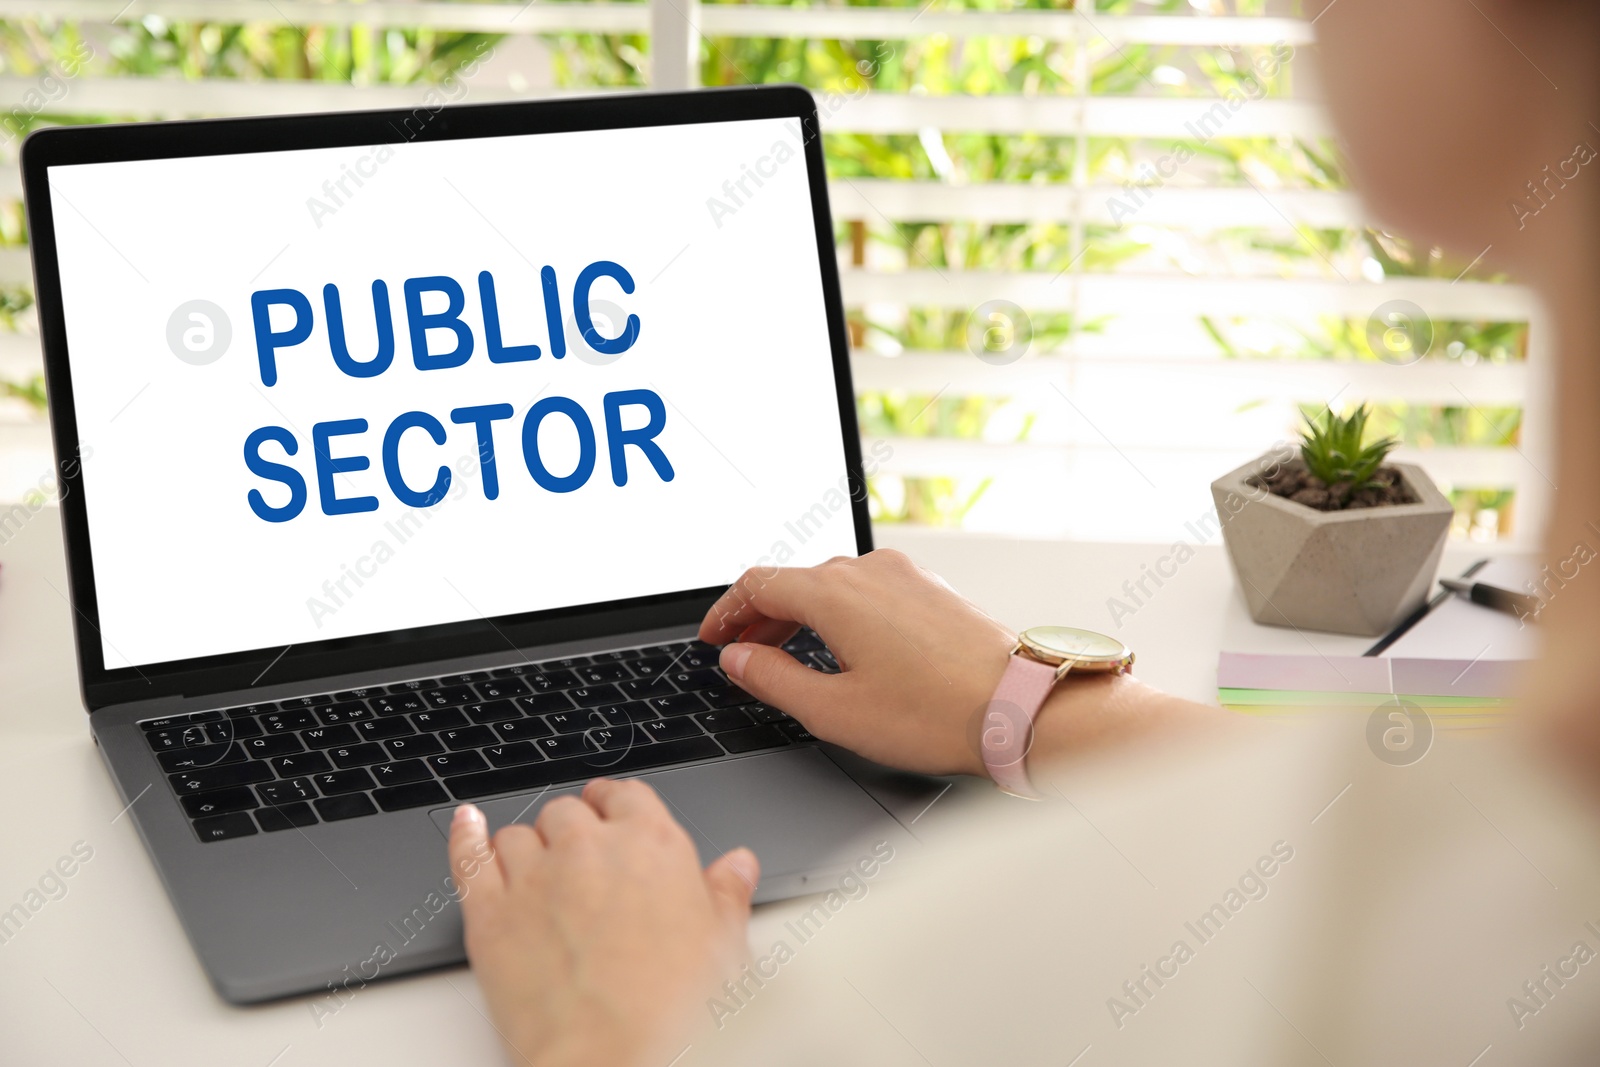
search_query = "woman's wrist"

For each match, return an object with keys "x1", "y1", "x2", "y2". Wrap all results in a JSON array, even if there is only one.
[{"x1": 1023, "y1": 672, "x2": 1215, "y2": 780}]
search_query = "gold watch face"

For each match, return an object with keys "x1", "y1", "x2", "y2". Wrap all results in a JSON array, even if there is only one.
[{"x1": 1018, "y1": 626, "x2": 1130, "y2": 668}]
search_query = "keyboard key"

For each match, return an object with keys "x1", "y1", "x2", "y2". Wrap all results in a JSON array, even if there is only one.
[
  {"x1": 194, "y1": 812, "x2": 258, "y2": 842},
  {"x1": 536, "y1": 734, "x2": 596, "y2": 760},
  {"x1": 421, "y1": 686, "x2": 477, "y2": 708},
  {"x1": 495, "y1": 717, "x2": 553, "y2": 742},
  {"x1": 527, "y1": 669, "x2": 579, "y2": 692},
  {"x1": 447, "y1": 736, "x2": 723, "y2": 799},
  {"x1": 607, "y1": 700, "x2": 660, "y2": 724},
  {"x1": 372, "y1": 692, "x2": 428, "y2": 716},
  {"x1": 668, "y1": 670, "x2": 724, "y2": 692},
  {"x1": 568, "y1": 685, "x2": 622, "y2": 708},
  {"x1": 243, "y1": 734, "x2": 305, "y2": 759},
  {"x1": 159, "y1": 743, "x2": 244, "y2": 772},
  {"x1": 315, "y1": 794, "x2": 377, "y2": 822},
  {"x1": 370, "y1": 759, "x2": 433, "y2": 786},
  {"x1": 592, "y1": 648, "x2": 642, "y2": 662},
  {"x1": 257, "y1": 778, "x2": 317, "y2": 805},
  {"x1": 485, "y1": 742, "x2": 544, "y2": 767},
  {"x1": 169, "y1": 762, "x2": 272, "y2": 794},
  {"x1": 182, "y1": 787, "x2": 257, "y2": 818},
  {"x1": 330, "y1": 743, "x2": 387, "y2": 768},
  {"x1": 547, "y1": 711, "x2": 605, "y2": 735},
  {"x1": 411, "y1": 708, "x2": 467, "y2": 732},
  {"x1": 335, "y1": 687, "x2": 384, "y2": 701},
  {"x1": 384, "y1": 734, "x2": 444, "y2": 760},
  {"x1": 809, "y1": 650, "x2": 840, "y2": 673},
  {"x1": 375, "y1": 780, "x2": 450, "y2": 811},
  {"x1": 146, "y1": 725, "x2": 215, "y2": 752},
  {"x1": 718, "y1": 725, "x2": 790, "y2": 753},
  {"x1": 590, "y1": 706, "x2": 633, "y2": 728},
  {"x1": 441, "y1": 726, "x2": 496, "y2": 751},
  {"x1": 640, "y1": 717, "x2": 704, "y2": 742},
  {"x1": 777, "y1": 716, "x2": 819, "y2": 742},
  {"x1": 695, "y1": 709, "x2": 754, "y2": 733},
  {"x1": 315, "y1": 768, "x2": 375, "y2": 795},
  {"x1": 518, "y1": 692, "x2": 575, "y2": 716},
  {"x1": 355, "y1": 718, "x2": 415, "y2": 742},
  {"x1": 747, "y1": 703, "x2": 789, "y2": 724},
  {"x1": 577, "y1": 663, "x2": 631, "y2": 684},
  {"x1": 701, "y1": 685, "x2": 756, "y2": 709},
  {"x1": 474, "y1": 678, "x2": 531, "y2": 701},
  {"x1": 628, "y1": 655, "x2": 674, "y2": 677},
  {"x1": 317, "y1": 701, "x2": 373, "y2": 724},
  {"x1": 141, "y1": 710, "x2": 221, "y2": 731},
  {"x1": 491, "y1": 663, "x2": 536, "y2": 678},
  {"x1": 588, "y1": 727, "x2": 642, "y2": 752},
  {"x1": 618, "y1": 677, "x2": 675, "y2": 701},
  {"x1": 640, "y1": 642, "x2": 687, "y2": 657},
  {"x1": 301, "y1": 725, "x2": 359, "y2": 750},
  {"x1": 427, "y1": 752, "x2": 489, "y2": 777},
  {"x1": 262, "y1": 709, "x2": 316, "y2": 732},
  {"x1": 280, "y1": 693, "x2": 335, "y2": 709},
  {"x1": 255, "y1": 802, "x2": 318, "y2": 832},
  {"x1": 542, "y1": 655, "x2": 590, "y2": 670},
  {"x1": 676, "y1": 645, "x2": 721, "y2": 669},
  {"x1": 462, "y1": 700, "x2": 521, "y2": 725},
  {"x1": 269, "y1": 751, "x2": 332, "y2": 777},
  {"x1": 647, "y1": 693, "x2": 706, "y2": 717},
  {"x1": 225, "y1": 703, "x2": 278, "y2": 718},
  {"x1": 226, "y1": 718, "x2": 264, "y2": 740},
  {"x1": 440, "y1": 671, "x2": 491, "y2": 686},
  {"x1": 389, "y1": 678, "x2": 438, "y2": 693}
]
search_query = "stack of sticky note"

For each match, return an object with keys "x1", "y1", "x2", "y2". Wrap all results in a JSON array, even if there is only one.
[
  {"x1": 1218, "y1": 558, "x2": 1539, "y2": 729},
  {"x1": 1217, "y1": 652, "x2": 1519, "y2": 730}
]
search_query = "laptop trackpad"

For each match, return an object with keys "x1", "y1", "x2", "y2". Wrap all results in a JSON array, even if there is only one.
[{"x1": 429, "y1": 747, "x2": 911, "y2": 901}]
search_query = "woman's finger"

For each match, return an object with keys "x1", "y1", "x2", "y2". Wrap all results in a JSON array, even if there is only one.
[
  {"x1": 698, "y1": 567, "x2": 846, "y2": 645},
  {"x1": 534, "y1": 793, "x2": 602, "y2": 847},
  {"x1": 582, "y1": 777, "x2": 669, "y2": 823},
  {"x1": 448, "y1": 803, "x2": 504, "y2": 904},
  {"x1": 720, "y1": 642, "x2": 839, "y2": 724},
  {"x1": 736, "y1": 617, "x2": 801, "y2": 648},
  {"x1": 704, "y1": 846, "x2": 761, "y2": 931}
]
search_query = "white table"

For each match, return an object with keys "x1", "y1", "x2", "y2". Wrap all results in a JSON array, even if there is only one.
[{"x1": 0, "y1": 507, "x2": 1508, "y2": 1065}]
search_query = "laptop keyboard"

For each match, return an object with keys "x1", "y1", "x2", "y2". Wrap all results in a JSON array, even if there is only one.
[{"x1": 140, "y1": 633, "x2": 834, "y2": 843}]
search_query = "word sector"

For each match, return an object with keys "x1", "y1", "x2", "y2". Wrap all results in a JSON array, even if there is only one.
[{"x1": 238, "y1": 261, "x2": 673, "y2": 523}]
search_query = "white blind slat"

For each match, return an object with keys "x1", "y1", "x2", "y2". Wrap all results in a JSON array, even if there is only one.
[
  {"x1": 0, "y1": 79, "x2": 1328, "y2": 139},
  {"x1": 1, "y1": 3, "x2": 1315, "y2": 47},
  {"x1": 843, "y1": 270, "x2": 1540, "y2": 321},
  {"x1": 830, "y1": 181, "x2": 1369, "y2": 230},
  {"x1": 850, "y1": 352, "x2": 1530, "y2": 407}
]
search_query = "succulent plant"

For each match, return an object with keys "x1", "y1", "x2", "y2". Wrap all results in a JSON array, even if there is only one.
[{"x1": 1299, "y1": 404, "x2": 1399, "y2": 489}]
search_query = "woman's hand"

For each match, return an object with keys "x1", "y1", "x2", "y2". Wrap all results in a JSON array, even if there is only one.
[
  {"x1": 699, "y1": 549, "x2": 1221, "y2": 780},
  {"x1": 449, "y1": 783, "x2": 759, "y2": 1067},
  {"x1": 699, "y1": 549, "x2": 1016, "y2": 777}
]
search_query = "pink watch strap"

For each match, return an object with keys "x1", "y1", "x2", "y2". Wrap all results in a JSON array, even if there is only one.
[{"x1": 982, "y1": 654, "x2": 1059, "y2": 798}]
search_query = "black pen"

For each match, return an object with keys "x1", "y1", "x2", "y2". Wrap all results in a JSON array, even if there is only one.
[{"x1": 1438, "y1": 578, "x2": 1543, "y2": 621}]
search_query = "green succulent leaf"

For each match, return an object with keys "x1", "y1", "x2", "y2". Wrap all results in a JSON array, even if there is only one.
[{"x1": 1299, "y1": 404, "x2": 1399, "y2": 488}]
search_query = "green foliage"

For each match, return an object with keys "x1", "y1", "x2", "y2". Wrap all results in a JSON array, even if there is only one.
[
  {"x1": 2, "y1": 373, "x2": 44, "y2": 410},
  {"x1": 0, "y1": 5, "x2": 1527, "y2": 537},
  {"x1": 1298, "y1": 404, "x2": 1398, "y2": 488}
]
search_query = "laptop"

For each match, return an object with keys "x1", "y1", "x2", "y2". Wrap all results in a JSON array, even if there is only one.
[{"x1": 22, "y1": 85, "x2": 940, "y2": 1004}]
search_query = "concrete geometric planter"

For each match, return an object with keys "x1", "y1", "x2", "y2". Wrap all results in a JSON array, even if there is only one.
[{"x1": 1211, "y1": 452, "x2": 1455, "y2": 637}]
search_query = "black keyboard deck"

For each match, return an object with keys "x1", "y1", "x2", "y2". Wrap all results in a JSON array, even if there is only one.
[{"x1": 141, "y1": 633, "x2": 835, "y2": 843}]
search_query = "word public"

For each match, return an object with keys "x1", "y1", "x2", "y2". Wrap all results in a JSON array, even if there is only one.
[{"x1": 242, "y1": 262, "x2": 674, "y2": 522}]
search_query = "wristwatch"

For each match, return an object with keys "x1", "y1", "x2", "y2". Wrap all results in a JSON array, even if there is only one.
[{"x1": 982, "y1": 626, "x2": 1134, "y2": 799}]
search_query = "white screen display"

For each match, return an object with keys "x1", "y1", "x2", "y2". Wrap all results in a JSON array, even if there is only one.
[{"x1": 48, "y1": 116, "x2": 858, "y2": 668}]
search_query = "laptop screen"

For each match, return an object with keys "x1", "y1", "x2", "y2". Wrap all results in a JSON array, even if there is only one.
[{"x1": 45, "y1": 115, "x2": 858, "y2": 670}]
